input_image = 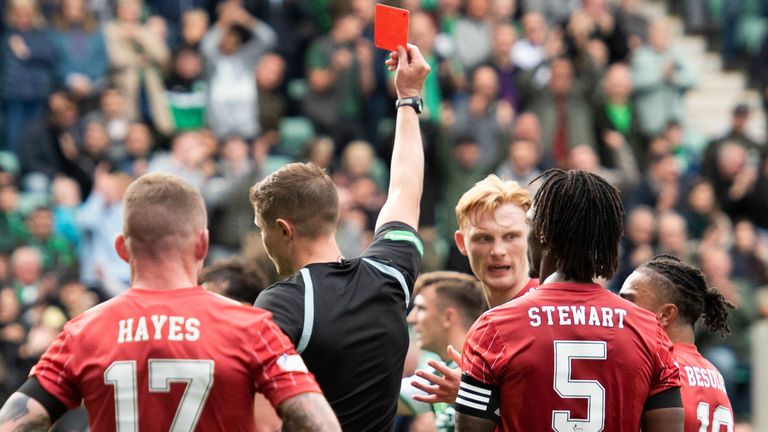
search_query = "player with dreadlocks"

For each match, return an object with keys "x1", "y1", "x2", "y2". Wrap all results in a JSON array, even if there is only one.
[
  {"x1": 621, "y1": 254, "x2": 735, "y2": 432},
  {"x1": 455, "y1": 169, "x2": 684, "y2": 432}
]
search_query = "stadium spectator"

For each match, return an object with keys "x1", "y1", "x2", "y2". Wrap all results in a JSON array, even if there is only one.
[
  {"x1": 680, "y1": 178, "x2": 731, "y2": 243},
  {"x1": 489, "y1": 23, "x2": 522, "y2": 113},
  {"x1": 83, "y1": 86, "x2": 131, "y2": 146},
  {"x1": 453, "y1": 0, "x2": 493, "y2": 71},
  {"x1": 631, "y1": 18, "x2": 697, "y2": 137},
  {"x1": 451, "y1": 65, "x2": 514, "y2": 168},
  {"x1": 8, "y1": 246, "x2": 45, "y2": 307},
  {"x1": 628, "y1": 152, "x2": 683, "y2": 213},
  {"x1": 77, "y1": 166, "x2": 130, "y2": 295},
  {"x1": 51, "y1": 0, "x2": 109, "y2": 107},
  {"x1": 0, "y1": 184, "x2": 25, "y2": 254},
  {"x1": 656, "y1": 211, "x2": 694, "y2": 262},
  {"x1": 512, "y1": 12, "x2": 549, "y2": 72},
  {"x1": 566, "y1": 134, "x2": 640, "y2": 194},
  {"x1": 1, "y1": 0, "x2": 57, "y2": 156},
  {"x1": 303, "y1": 12, "x2": 374, "y2": 149},
  {"x1": 104, "y1": 0, "x2": 173, "y2": 135},
  {"x1": 147, "y1": 130, "x2": 208, "y2": 189},
  {"x1": 708, "y1": 141, "x2": 758, "y2": 221},
  {"x1": 526, "y1": 57, "x2": 598, "y2": 168},
  {"x1": 612, "y1": 205, "x2": 656, "y2": 291},
  {"x1": 201, "y1": 1, "x2": 276, "y2": 139},
  {"x1": 165, "y1": 46, "x2": 207, "y2": 131},
  {"x1": 700, "y1": 104, "x2": 762, "y2": 181},
  {"x1": 178, "y1": 8, "x2": 208, "y2": 50},
  {"x1": 50, "y1": 176, "x2": 82, "y2": 249},
  {"x1": 729, "y1": 219, "x2": 768, "y2": 287},
  {"x1": 256, "y1": 52, "x2": 287, "y2": 136},
  {"x1": 593, "y1": 63, "x2": 645, "y2": 168},
  {"x1": 20, "y1": 207, "x2": 75, "y2": 272},
  {"x1": 495, "y1": 138, "x2": 543, "y2": 193},
  {"x1": 113, "y1": 121, "x2": 153, "y2": 176}
]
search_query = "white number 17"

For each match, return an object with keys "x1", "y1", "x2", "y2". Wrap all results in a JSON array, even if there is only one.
[{"x1": 104, "y1": 359, "x2": 215, "y2": 432}]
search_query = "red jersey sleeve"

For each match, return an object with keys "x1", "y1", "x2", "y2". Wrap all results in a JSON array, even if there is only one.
[
  {"x1": 30, "y1": 326, "x2": 81, "y2": 409},
  {"x1": 461, "y1": 314, "x2": 506, "y2": 385},
  {"x1": 649, "y1": 322, "x2": 681, "y2": 396},
  {"x1": 251, "y1": 316, "x2": 322, "y2": 407}
]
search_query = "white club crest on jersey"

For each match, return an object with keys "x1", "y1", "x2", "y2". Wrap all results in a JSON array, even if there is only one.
[{"x1": 277, "y1": 354, "x2": 309, "y2": 373}]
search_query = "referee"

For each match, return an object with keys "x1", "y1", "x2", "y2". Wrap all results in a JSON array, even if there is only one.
[{"x1": 249, "y1": 44, "x2": 430, "y2": 431}]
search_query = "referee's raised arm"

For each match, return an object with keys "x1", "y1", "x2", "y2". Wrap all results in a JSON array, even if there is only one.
[{"x1": 376, "y1": 44, "x2": 431, "y2": 232}]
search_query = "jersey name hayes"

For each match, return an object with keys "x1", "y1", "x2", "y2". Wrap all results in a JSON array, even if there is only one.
[
  {"x1": 117, "y1": 315, "x2": 200, "y2": 343},
  {"x1": 683, "y1": 365, "x2": 727, "y2": 393},
  {"x1": 528, "y1": 306, "x2": 628, "y2": 329}
]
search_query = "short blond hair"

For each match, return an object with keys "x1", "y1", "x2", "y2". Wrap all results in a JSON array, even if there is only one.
[
  {"x1": 455, "y1": 175, "x2": 532, "y2": 229},
  {"x1": 123, "y1": 173, "x2": 207, "y2": 254}
]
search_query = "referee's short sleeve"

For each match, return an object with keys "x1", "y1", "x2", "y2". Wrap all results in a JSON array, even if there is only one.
[
  {"x1": 362, "y1": 221, "x2": 423, "y2": 283},
  {"x1": 254, "y1": 281, "x2": 305, "y2": 346}
]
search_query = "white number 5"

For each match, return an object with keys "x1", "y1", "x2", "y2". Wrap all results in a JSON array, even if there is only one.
[
  {"x1": 552, "y1": 341, "x2": 607, "y2": 432},
  {"x1": 104, "y1": 359, "x2": 215, "y2": 432}
]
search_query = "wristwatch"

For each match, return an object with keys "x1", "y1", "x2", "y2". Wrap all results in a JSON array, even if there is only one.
[{"x1": 395, "y1": 96, "x2": 423, "y2": 114}]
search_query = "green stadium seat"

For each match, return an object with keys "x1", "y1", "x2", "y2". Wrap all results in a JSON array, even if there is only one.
[
  {"x1": 0, "y1": 151, "x2": 20, "y2": 176},
  {"x1": 736, "y1": 15, "x2": 767, "y2": 56},
  {"x1": 278, "y1": 116, "x2": 316, "y2": 159},
  {"x1": 263, "y1": 155, "x2": 295, "y2": 175},
  {"x1": 287, "y1": 79, "x2": 309, "y2": 102}
]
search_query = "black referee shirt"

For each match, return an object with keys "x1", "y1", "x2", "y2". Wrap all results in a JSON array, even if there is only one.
[{"x1": 254, "y1": 221, "x2": 423, "y2": 431}]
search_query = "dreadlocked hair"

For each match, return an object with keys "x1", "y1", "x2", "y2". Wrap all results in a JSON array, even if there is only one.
[
  {"x1": 531, "y1": 169, "x2": 624, "y2": 281},
  {"x1": 641, "y1": 254, "x2": 734, "y2": 337}
]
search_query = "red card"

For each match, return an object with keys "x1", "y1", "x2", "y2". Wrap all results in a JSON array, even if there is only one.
[{"x1": 374, "y1": 4, "x2": 409, "y2": 52}]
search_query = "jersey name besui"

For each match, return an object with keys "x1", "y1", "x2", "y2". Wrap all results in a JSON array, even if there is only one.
[{"x1": 681, "y1": 365, "x2": 727, "y2": 393}]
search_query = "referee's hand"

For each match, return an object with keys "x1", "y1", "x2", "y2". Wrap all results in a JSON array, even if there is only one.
[{"x1": 386, "y1": 44, "x2": 430, "y2": 99}]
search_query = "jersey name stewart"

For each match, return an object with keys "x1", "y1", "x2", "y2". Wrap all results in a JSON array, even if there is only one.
[{"x1": 457, "y1": 282, "x2": 681, "y2": 431}]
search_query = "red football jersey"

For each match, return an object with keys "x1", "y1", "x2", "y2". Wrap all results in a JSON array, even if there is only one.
[
  {"x1": 458, "y1": 282, "x2": 681, "y2": 431},
  {"x1": 32, "y1": 287, "x2": 321, "y2": 431},
  {"x1": 675, "y1": 343, "x2": 734, "y2": 432},
  {"x1": 511, "y1": 278, "x2": 538, "y2": 301}
]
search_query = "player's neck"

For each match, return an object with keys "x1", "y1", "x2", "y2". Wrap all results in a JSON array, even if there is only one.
[
  {"x1": 129, "y1": 256, "x2": 199, "y2": 290},
  {"x1": 665, "y1": 324, "x2": 695, "y2": 345},
  {"x1": 486, "y1": 277, "x2": 528, "y2": 308},
  {"x1": 291, "y1": 234, "x2": 343, "y2": 271},
  {"x1": 443, "y1": 329, "x2": 465, "y2": 363}
]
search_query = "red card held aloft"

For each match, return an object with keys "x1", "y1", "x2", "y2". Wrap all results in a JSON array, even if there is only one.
[{"x1": 374, "y1": 4, "x2": 409, "y2": 52}]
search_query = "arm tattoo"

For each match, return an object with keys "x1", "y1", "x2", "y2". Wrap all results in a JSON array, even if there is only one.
[
  {"x1": 278, "y1": 393, "x2": 340, "y2": 432},
  {"x1": 0, "y1": 393, "x2": 52, "y2": 432}
]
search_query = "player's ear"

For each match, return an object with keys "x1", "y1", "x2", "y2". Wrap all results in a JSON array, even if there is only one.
[
  {"x1": 657, "y1": 303, "x2": 678, "y2": 328},
  {"x1": 115, "y1": 234, "x2": 129, "y2": 263},
  {"x1": 195, "y1": 229, "x2": 209, "y2": 261},
  {"x1": 275, "y1": 218, "x2": 294, "y2": 240},
  {"x1": 454, "y1": 230, "x2": 468, "y2": 256},
  {"x1": 442, "y1": 307, "x2": 458, "y2": 328}
]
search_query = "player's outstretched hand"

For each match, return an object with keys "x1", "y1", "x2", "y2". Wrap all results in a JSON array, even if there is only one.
[
  {"x1": 411, "y1": 345, "x2": 462, "y2": 404},
  {"x1": 385, "y1": 44, "x2": 430, "y2": 99}
]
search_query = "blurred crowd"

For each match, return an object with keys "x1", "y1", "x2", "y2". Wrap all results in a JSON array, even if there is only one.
[{"x1": 0, "y1": 0, "x2": 767, "y2": 425}]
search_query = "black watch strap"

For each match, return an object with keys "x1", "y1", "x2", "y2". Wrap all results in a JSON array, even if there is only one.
[{"x1": 395, "y1": 96, "x2": 423, "y2": 114}]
